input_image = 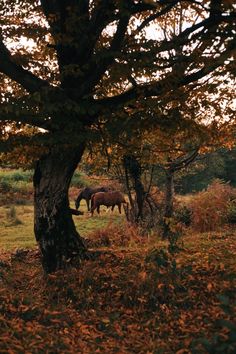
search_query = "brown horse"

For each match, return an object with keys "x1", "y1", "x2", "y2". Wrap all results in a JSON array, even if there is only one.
[
  {"x1": 75, "y1": 186, "x2": 110, "y2": 211},
  {"x1": 90, "y1": 191, "x2": 127, "y2": 216}
]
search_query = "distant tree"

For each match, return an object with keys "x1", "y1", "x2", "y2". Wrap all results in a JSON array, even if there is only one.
[
  {"x1": 175, "y1": 151, "x2": 226, "y2": 193},
  {"x1": 161, "y1": 149, "x2": 199, "y2": 238},
  {"x1": 0, "y1": 1, "x2": 236, "y2": 272},
  {"x1": 214, "y1": 148, "x2": 236, "y2": 187}
]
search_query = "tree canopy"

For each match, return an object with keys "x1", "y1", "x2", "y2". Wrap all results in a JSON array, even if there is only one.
[{"x1": 0, "y1": 0, "x2": 235, "y2": 153}]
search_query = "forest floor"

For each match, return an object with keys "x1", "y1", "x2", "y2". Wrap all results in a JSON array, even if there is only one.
[{"x1": 0, "y1": 225, "x2": 236, "y2": 353}]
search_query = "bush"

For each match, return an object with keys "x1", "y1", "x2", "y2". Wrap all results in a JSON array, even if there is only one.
[
  {"x1": 174, "y1": 205, "x2": 192, "y2": 226},
  {"x1": 0, "y1": 180, "x2": 11, "y2": 192},
  {"x1": 71, "y1": 171, "x2": 91, "y2": 188},
  {"x1": 6, "y1": 206, "x2": 23, "y2": 226},
  {"x1": 227, "y1": 201, "x2": 236, "y2": 224},
  {"x1": 188, "y1": 179, "x2": 236, "y2": 232},
  {"x1": 85, "y1": 222, "x2": 145, "y2": 248},
  {"x1": 11, "y1": 171, "x2": 32, "y2": 182},
  {"x1": 0, "y1": 169, "x2": 33, "y2": 195},
  {"x1": 0, "y1": 169, "x2": 32, "y2": 183}
]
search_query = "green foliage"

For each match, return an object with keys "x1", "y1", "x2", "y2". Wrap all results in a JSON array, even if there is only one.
[
  {"x1": 0, "y1": 169, "x2": 33, "y2": 194},
  {"x1": 0, "y1": 169, "x2": 32, "y2": 183},
  {"x1": 0, "y1": 180, "x2": 11, "y2": 192},
  {"x1": 70, "y1": 171, "x2": 91, "y2": 188},
  {"x1": 176, "y1": 152, "x2": 226, "y2": 194},
  {"x1": 176, "y1": 149, "x2": 236, "y2": 194}
]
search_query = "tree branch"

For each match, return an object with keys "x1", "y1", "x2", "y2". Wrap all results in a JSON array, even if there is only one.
[
  {"x1": 87, "y1": 0, "x2": 117, "y2": 59},
  {"x1": 76, "y1": 13, "x2": 130, "y2": 96},
  {"x1": 95, "y1": 37, "x2": 236, "y2": 110},
  {"x1": 169, "y1": 149, "x2": 199, "y2": 171},
  {"x1": 0, "y1": 109, "x2": 51, "y2": 131},
  {"x1": 0, "y1": 35, "x2": 49, "y2": 93},
  {"x1": 151, "y1": 13, "x2": 235, "y2": 58},
  {"x1": 137, "y1": 1, "x2": 179, "y2": 33}
]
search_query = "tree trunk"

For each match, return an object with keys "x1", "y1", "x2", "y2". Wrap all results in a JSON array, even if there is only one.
[
  {"x1": 33, "y1": 144, "x2": 87, "y2": 273},
  {"x1": 163, "y1": 169, "x2": 175, "y2": 238},
  {"x1": 123, "y1": 155, "x2": 145, "y2": 222}
]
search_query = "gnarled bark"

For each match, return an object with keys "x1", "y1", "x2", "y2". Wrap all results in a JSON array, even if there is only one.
[{"x1": 33, "y1": 144, "x2": 87, "y2": 273}]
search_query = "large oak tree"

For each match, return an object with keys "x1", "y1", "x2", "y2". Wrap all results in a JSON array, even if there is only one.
[{"x1": 0, "y1": 0, "x2": 235, "y2": 272}]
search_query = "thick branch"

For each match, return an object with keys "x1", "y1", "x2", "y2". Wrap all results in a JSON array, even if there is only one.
[
  {"x1": 90, "y1": 0, "x2": 116, "y2": 36},
  {"x1": 40, "y1": 0, "x2": 90, "y2": 71},
  {"x1": 169, "y1": 149, "x2": 199, "y2": 172},
  {"x1": 0, "y1": 110, "x2": 50, "y2": 130},
  {"x1": 78, "y1": 14, "x2": 130, "y2": 96},
  {"x1": 0, "y1": 36, "x2": 49, "y2": 93}
]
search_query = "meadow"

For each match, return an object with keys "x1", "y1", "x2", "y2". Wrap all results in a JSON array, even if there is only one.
[
  {"x1": 0, "y1": 168, "x2": 120, "y2": 249},
  {"x1": 0, "y1": 200, "x2": 124, "y2": 250}
]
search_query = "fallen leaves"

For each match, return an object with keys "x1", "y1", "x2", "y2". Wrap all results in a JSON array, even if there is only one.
[{"x1": 0, "y1": 231, "x2": 235, "y2": 353}]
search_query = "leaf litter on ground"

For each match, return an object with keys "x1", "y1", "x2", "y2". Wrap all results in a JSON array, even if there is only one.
[{"x1": 0, "y1": 229, "x2": 235, "y2": 353}]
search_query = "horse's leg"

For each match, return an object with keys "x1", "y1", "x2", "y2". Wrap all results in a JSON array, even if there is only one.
[
  {"x1": 86, "y1": 198, "x2": 90, "y2": 211},
  {"x1": 90, "y1": 202, "x2": 95, "y2": 216},
  {"x1": 118, "y1": 203, "x2": 121, "y2": 214},
  {"x1": 97, "y1": 206, "x2": 100, "y2": 214},
  {"x1": 111, "y1": 205, "x2": 115, "y2": 212}
]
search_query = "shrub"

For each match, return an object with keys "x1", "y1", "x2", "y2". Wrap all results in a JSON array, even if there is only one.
[
  {"x1": 6, "y1": 206, "x2": 23, "y2": 226},
  {"x1": 227, "y1": 201, "x2": 236, "y2": 224},
  {"x1": 174, "y1": 205, "x2": 192, "y2": 226},
  {"x1": 85, "y1": 222, "x2": 146, "y2": 248},
  {"x1": 0, "y1": 169, "x2": 33, "y2": 198},
  {"x1": 0, "y1": 169, "x2": 32, "y2": 183},
  {"x1": 11, "y1": 171, "x2": 32, "y2": 182},
  {"x1": 0, "y1": 180, "x2": 11, "y2": 192},
  {"x1": 189, "y1": 179, "x2": 236, "y2": 232},
  {"x1": 71, "y1": 171, "x2": 91, "y2": 188}
]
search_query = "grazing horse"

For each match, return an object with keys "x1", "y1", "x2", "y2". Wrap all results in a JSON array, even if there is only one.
[
  {"x1": 75, "y1": 186, "x2": 110, "y2": 211},
  {"x1": 90, "y1": 191, "x2": 127, "y2": 216}
]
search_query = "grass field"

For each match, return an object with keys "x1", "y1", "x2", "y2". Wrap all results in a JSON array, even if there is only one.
[{"x1": 0, "y1": 198, "x2": 126, "y2": 250}]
